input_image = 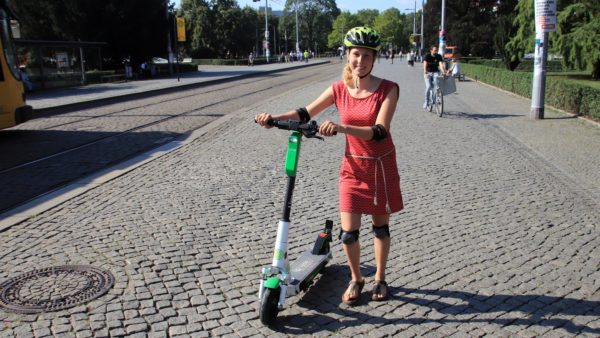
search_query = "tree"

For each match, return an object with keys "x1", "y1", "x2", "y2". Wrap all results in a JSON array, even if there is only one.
[
  {"x1": 554, "y1": 0, "x2": 600, "y2": 78},
  {"x1": 282, "y1": 0, "x2": 339, "y2": 53},
  {"x1": 493, "y1": 0, "x2": 520, "y2": 69},
  {"x1": 180, "y1": 0, "x2": 215, "y2": 58},
  {"x1": 210, "y1": 0, "x2": 242, "y2": 58},
  {"x1": 236, "y1": 7, "x2": 260, "y2": 57},
  {"x1": 423, "y1": 0, "x2": 509, "y2": 59},
  {"x1": 505, "y1": 0, "x2": 534, "y2": 65},
  {"x1": 327, "y1": 11, "x2": 359, "y2": 49},
  {"x1": 355, "y1": 9, "x2": 379, "y2": 27},
  {"x1": 373, "y1": 8, "x2": 404, "y2": 50},
  {"x1": 14, "y1": 0, "x2": 169, "y2": 66}
]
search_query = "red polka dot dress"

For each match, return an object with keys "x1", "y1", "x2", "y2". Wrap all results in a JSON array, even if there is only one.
[{"x1": 332, "y1": 79, "x2": 404, "y2": 215}]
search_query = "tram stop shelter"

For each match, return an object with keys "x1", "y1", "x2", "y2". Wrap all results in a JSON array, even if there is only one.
[{"x1": 14, "y1": 40, "x2": 107, "y2": 90}]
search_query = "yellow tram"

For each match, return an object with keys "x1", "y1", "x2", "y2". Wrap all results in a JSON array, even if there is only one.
[{"x1": 0, "y1": 0, "x2": 32, "y2": 130}]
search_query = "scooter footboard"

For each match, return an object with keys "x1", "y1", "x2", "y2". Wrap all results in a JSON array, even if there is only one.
[{"x1": 287, "y1": 250, "x2": 332, "y2": 296}]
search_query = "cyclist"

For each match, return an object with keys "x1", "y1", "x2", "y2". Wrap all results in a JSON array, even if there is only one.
[{"x1": 423, "y1": 45, "x2": 447, "y2": 109}]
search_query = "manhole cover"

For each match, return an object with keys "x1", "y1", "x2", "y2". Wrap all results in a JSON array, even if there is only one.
[{"x1": 0, "y1": 265, "x2": 114, "y2": 314}]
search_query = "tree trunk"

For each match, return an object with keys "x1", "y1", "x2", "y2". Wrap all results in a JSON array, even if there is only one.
[{"x1": 592, "y1": 59, "x2": 600, "y2": 80}]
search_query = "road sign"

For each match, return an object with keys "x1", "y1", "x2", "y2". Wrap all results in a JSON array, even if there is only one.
[{"x1": 535, "y1": 0, "x2": 557, "y2": 33}]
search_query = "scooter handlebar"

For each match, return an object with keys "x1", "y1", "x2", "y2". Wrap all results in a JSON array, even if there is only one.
[{"x1": 256, "y1": 119, "x2": 336, "y2": 138}]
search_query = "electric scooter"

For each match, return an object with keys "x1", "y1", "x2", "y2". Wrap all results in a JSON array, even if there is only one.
[{"x1": 257, "y1": 119, "x2": 334, "y2": 326}]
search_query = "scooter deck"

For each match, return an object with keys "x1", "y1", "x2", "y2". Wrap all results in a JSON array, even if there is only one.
[{"x1": 288, "y1": 250, "x2": 332, "y2": 296}]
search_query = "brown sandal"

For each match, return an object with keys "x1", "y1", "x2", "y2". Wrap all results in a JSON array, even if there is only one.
[
  {"x1": 371, "y1": 280, "x2": 389, "y2": 301},
  {"x1": 342, "y1": 279, "x2": 365, "y2": 305}
]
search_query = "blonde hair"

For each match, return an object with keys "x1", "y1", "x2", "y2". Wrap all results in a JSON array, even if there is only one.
[{"x1": 342, "y1": 63, "x2": 356, "y2": 88}]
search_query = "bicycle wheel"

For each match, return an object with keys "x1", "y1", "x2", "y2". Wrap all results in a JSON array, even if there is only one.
[{"x1": 435, "y1": 88, "x2": 444, "y2": 117}]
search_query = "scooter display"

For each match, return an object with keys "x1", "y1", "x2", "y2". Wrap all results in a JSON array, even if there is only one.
[{"x1": 257, "y1": 119, "x2": 334, "y2": 326}]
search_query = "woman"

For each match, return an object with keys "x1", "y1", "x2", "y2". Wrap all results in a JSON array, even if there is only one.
[{"x1": 255, "y1": 27, "x2": 403, "y2": 305}]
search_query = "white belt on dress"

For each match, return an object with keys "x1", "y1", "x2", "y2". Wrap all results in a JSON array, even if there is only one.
[{"x1": 345, "y1": 148, "x2": 395, "y2": 213}]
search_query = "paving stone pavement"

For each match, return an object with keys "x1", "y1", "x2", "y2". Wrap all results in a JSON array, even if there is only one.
[{"x1": 0, "y1": 60, "x2": 599, "y2": 337}]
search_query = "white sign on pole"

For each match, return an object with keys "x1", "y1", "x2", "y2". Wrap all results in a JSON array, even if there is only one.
[{"x1": 535, "y1": 0, "x2": 557, "y2": 33}]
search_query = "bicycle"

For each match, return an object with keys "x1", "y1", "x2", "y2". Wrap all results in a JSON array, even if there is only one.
[{"x1": 425, "y1": 73, "x2": 444, "y2": 117}]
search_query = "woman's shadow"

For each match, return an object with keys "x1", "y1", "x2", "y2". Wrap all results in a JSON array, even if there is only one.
[{"x1": 268, "y1": 264, "x2": 600, "y2": 336}]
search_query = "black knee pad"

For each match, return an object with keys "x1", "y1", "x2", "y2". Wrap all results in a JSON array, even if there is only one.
[
  {"x1": 339, "y1": 229, "x2": 359, "y2": 245},
  {"x1": 372, "y1": 224, "x2": 390, "y2": 239}
]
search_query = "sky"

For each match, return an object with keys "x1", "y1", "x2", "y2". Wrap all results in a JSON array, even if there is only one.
[{"x1": 171, "y1": 0, "x2": 420, "y2": 14}]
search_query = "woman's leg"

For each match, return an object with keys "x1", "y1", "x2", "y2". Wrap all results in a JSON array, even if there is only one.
[
  {"x1": 371, "y1": 214, "x2": 391, "y2": 282},
  {"x1": 340, "y1": 212, "x2": 363, "y2": 282}
]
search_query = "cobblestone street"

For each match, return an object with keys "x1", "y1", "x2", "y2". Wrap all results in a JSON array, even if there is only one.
[{"x1": 1, "y1": 60, "x2": 599, "y2": 337}]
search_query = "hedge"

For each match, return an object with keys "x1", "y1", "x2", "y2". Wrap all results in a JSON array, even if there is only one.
[
  {"x1": 466, "y1": 59, "x2": 569, "y2": 72},
  {"x1": 461, "y1": 63, "x2": 600, "y2": 120}
]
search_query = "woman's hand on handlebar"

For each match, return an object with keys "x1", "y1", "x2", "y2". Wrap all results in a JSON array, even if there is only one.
[
  {"x1": 319, "y1": 120, "x2": 340, "y2": 137},
  {"x1": 255, "y1": 112, "x2": 273, "y2": 128}
]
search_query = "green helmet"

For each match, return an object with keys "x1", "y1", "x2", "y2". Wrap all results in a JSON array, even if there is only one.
[{"x1": 344, "y1": 27, "x2": 381, "y2": 52}]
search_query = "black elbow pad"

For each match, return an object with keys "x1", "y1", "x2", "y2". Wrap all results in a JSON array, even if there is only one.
[
  {"x1": 371, "y1": 124, "x2": 388, "y2": 141},
  {"x1": 296, "y1": 107, "x2": 311, "y2": 123}
]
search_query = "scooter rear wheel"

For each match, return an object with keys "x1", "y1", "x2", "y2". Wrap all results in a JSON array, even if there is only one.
[{"x1": 259, "y1": 287, "x2": 280, "y2": 325}]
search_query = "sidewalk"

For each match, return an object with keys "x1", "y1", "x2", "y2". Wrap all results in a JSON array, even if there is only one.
[{"x1": 26, "y1": 59, "x2": 331, "y2": 111}]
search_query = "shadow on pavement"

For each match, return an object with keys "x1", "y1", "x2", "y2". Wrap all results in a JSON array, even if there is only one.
[
  {"x1": 269, "y1": 263, "x2": 600, "y2": 335},
  {"x1": 443, "y1": 111, "x2": 522, "y2": 120}
]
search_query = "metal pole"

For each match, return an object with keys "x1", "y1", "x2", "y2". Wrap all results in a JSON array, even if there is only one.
[
  {"x1": 295, "y1": 0, "x2": 299, "y2": 54},
  {"x1": 79, "y1": 46, "x2": 86, "y2": 85},
  {"x1": 530, "y1": 32, "x2": 548, "y2": 119},
  {"x1": 438, "y1": 0, "x2": 446, "y2": 57},
  {"x1": 420, "y1": 0, "x2": 424, "y2": 60},
  {"x1": 265, "y1": 0, "x2": 269, "y2": 63},
  {"x1": 166, "y1": 0, "x2": 173, "y2": 75},
  {"x1": 413, "y1": 0, "x2": 416, "y2": 41}
]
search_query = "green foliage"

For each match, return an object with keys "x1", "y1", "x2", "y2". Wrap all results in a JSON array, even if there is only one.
[
  {"x1": 355, "y1": 9, "x2": 379, "y2": 28},
  {"x1": 281, "y1": 0, "x2": 340, "y2": 53},
  {"x1": 373, "y1": 8, "x2": 404, "y2": 49},
  {"x1": 554, "y1": 0, "x2": 600, "y2": 78},
  {"x1": 462, "y1": 63, "x2": 600, "y2": 119},
  {"x1": 14, "y1": 0, "x2": 169, "y2": 67},
  {"x1": 503, "y1": 0, "x2": 534, "y2": 64},
  {"x1": 422, "y1": 0, "x2": 503, "y2": 58},
  {"x1": 328, "y1": 12, "x2": 359, "y2": 49}
]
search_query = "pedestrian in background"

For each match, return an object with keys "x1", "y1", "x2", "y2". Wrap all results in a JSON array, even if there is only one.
[
  {"x1": 256, "y1": 26, "x2": 403, "y2": 306},
  {"x1": 19, "y1": 65, "x2": 33, "y2": 92},
  {"x1": 248, "y1": 52, "x2": 254, "y2": 66}
]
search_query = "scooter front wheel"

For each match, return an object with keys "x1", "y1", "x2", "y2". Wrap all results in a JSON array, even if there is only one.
[{"x1": 259, "y1": 287, "x2": 280, "y2": 325}]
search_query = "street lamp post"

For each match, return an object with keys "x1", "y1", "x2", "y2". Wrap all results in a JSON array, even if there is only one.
[
  {"x1": 295, "y1": 0, "x2": 299, "y2": 54},
  {"x1": 406, "y1": 3, "x2": 417, "y2": 54},
  {"x1": 165, "y1": 0, "x2": 173, "y2": 75},
  {"x1": 420, "y1": 0, "x2": 424, "y2": 60},
  {"x1": 413, "y1": 0, "x2": 417, "y2": 41},
  {"x1": 265, "y1": 0, "x2": 270, "y2": 63},
  {"x1": 438, "y1": 0, "x2": 446, "y2": 57}
]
